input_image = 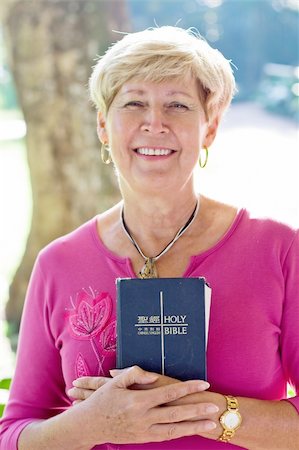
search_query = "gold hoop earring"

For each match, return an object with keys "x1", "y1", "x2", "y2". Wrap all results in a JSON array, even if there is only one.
[
  {"x1": 101, "y1": 143, "x2": 112, "y2": 165},
  {"x1": 199, "y1": 146, "x2": 209, "y2": 168}
]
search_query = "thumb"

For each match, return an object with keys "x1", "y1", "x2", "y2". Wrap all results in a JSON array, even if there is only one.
[
  {"x1": 109, "y1": 368, "x2": 125, "y2": 377},
  {"x1": 112, "y1": 366, "x2": 159, "y2": 388}
]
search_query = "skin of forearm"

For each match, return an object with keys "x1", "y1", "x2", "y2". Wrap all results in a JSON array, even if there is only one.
[
  {"x1": 135, "y1": 376, "x2": 299, "y2": 449},
  {"x1": 170, "y1": 390, "x2": 299, "y2": 450},
  {"x1": 18, "y1": 403, "x2": 97, "y2": 450},
  {"x1": 228, "y1": 397, "x2": 299, "y2": 450}
]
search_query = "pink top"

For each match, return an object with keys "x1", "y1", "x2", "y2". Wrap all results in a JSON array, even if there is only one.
[{"x1": 1, "y1": 209, "x2": 298, "y2": 450}]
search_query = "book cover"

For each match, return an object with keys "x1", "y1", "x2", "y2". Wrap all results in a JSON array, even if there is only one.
[{"x1": 116, "y1": 277, "x2": 211, "y2": 381}]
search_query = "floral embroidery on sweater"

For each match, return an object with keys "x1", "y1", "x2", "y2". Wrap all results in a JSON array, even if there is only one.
[
  {"x1": 69, "y1": 288, "x2": 112, "y2": 339},
  {"x1": 68, "y1": 287, "x2": 116, "y2": 376},
  {"x1": 101, "y1": 320, "x2": 117, "y2": 353},
  {"x1": 75, "y1": 353, "x2": 90, "y2": 378}
]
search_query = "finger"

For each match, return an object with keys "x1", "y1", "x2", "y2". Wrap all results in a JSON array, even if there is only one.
[
  {"x1": 109, "y1": 367, "x2": 150, "y2": 378},
  {"x1": 150, "y1": 419, "x2": 217, "y2": 441},
  {"x1": 113, "y1": 366, "x2": 159, "y2": 389},
  {"x1": 150, "y1": 403, "x2": 219, "y2": 424},
  {"x1": 109, "y1": 368, "x2": 125, "y2": 377},
  {"x1": 72, "y1": 376, "x2": 109, "y2": 390},
  {"x1": 68, "y1": 387, "x2": 95, "y2": 400},
  {"x1": 145, "y1": 380, "x2": 210, "y2": 409},
  {"x1": 72, "y1": 400, "x2": 83, "y2": 405}
]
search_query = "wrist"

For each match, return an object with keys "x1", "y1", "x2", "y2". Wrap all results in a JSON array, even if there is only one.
[
  {"x1": 218, "y1": 395, "x2": 242, "y2": 443},
  {"x1": 63, "y1": 402, "x2": 105, "y2": 448},
  {"x1": 18, "y1": 407, "x2": 96, "y2": 450}
]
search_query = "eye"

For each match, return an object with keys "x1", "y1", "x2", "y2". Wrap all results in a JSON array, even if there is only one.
[
  {"x1": 169, "y1": 102, "x2": 189, "y2": 111},
  {"x1": 124, "y1": 101, "x2": 144, "y2": 109}
]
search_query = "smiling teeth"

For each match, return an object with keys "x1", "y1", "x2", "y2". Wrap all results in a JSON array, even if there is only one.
[{"x1": 136, "y1": 148, "x2": 172, "y2": 156}]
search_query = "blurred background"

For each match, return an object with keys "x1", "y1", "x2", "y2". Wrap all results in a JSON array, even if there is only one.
[{"x1": 0, "y1": 0, "x2": 298, "y2": 394}]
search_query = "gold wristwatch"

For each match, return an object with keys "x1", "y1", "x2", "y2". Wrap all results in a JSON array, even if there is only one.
[{"x1": 218, "y1": 395, "x2": 242, "y2": 443}]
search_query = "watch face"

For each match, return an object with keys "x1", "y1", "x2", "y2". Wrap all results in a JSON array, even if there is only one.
[{"x1": 223, "y1": 411, "x2": 241, "y2": 430}]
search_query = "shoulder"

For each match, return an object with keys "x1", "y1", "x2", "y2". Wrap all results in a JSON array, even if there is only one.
[
  {"x1": 37, "y1": 216, "x2": 98, "y2": 269},
  {"x1": 202, "y1": 196, "x2": 298, "y2": 254},
  {"x1": 240, "y1": 209, "x2": 297, "y2": 241},
  {"x1": 235, "y1": 209, "x2": 298, "y2": 266},
  {"x1": 204, "y1": 195, "x2": 298, "y2": 240}
]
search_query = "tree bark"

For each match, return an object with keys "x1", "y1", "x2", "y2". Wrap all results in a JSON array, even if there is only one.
[{"x1": 2, "y1": 0, "x2": 131, "y2": 338}]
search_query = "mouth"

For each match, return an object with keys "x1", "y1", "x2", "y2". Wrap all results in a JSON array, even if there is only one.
[{"x1": 133, "y1": 147, "x2": 176, "y2": 156}]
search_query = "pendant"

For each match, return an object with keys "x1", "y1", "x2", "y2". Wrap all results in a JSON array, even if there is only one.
[{"x1": 138, "y1": 258, "x2": 158, "y2": 279}]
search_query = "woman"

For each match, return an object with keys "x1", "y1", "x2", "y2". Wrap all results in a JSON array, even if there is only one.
[{"x1": 0, "y1": 26, "x2": 298, "y2": 450}]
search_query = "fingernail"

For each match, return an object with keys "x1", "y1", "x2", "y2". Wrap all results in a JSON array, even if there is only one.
[
  {"x1": 109, "y1": 369, "x2": 121, "y2": 376},
  {"x1": 206, "y1": 405, "x2": 219, "y2": 413},
  {"x1": 206, "y1": 422, "x2": 217, "y2": 430},
  {"x1": 199, "y1": 381, "x2": 210, "y2": 390}
]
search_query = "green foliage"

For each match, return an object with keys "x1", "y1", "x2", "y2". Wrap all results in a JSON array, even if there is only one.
[
  {"x1": 288, "y1": 387, "x2": 295, "y2": 397},
  {"x1": 0, "y1": 377, "x2": 12, "y2": 418},
  {"x1": 0, "y1": 404, "x2": 5, "y2": 417},
  {"x1": 0, "y1": 378, "x2": 11, "y2": 390}
]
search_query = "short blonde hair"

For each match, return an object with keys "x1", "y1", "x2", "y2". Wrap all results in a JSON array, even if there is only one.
[{"x1": 89, "y1": 26, "x2": 236, "y2": 122}]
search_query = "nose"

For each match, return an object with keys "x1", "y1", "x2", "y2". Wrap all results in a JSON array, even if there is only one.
[{"x1": 140, "y1": 107, "x2": 169, "y2": 134}]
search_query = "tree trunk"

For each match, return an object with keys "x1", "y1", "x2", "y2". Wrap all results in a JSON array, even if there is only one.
[{"x1": 2, "y1": 0, "x2": 131, "y2": 339}]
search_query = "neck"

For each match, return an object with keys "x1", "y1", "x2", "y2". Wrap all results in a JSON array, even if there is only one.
[{"x1": 121, "y1": 188, "x2": 199, "y2": 257}]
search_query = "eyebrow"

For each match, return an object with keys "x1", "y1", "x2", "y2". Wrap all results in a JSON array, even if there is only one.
[
  {"x1": 166, "y1": 90, "x2": 194, "y2": 99},
  {"x1": 120, "y1": 89, "x2": 194, "y2": 99}
]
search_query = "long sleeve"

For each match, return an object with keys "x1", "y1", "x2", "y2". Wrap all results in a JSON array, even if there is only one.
[
  {"x1": 280, "y1": 230, "x2": 299, "y2": 412},
  {"x1": 1, "y1": 213, "x2": 298, "y2": 450},
  {"x1": 0, "y1": 257, "x2": 70, "y2": 450}
]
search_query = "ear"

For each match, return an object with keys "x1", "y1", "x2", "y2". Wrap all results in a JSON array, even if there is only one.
[
  {"x1": 97, "y1": 111, "x2": 109, "y2": 143},
  {"x1": 203, "y1": 115, "x2": 220, "y2": 148}
]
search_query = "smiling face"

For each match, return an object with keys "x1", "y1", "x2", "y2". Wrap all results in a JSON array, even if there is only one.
[{"x1": 98, "y1": 75, "x2": 219, "y2": 197}]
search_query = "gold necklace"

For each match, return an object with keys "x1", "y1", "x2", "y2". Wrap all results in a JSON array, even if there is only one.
[{"x1": 121, "y1": 200, "x2": 199, "y2": 278}]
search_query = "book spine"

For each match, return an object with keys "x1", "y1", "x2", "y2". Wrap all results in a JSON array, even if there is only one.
[
  {"x1": 116, "y1": 280, "x2": 122, "y2": 369},
  {"x1": 160, "y1": 290, "x2": 165, "y2": 375}
]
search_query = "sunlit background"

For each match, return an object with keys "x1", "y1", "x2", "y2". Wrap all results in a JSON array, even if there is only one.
[{"x1": 0, "y1": 0, "x2": 298, "y2": 400}]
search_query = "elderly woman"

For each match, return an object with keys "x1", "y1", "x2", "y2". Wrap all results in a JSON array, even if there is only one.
[{"x1": 0, "y1": 26, "x2": 298, "y2": 450}]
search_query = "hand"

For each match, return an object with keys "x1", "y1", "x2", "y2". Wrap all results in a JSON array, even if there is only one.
[
  {"x1": 69, "y1": 366, "x2": 218, "y2": 445},
  {"x1": 68, "y1": 368, "x2": 181, "y2": 404},
  {"x1": 68, "y1": 375, "x2": 110, "y2": 405}
]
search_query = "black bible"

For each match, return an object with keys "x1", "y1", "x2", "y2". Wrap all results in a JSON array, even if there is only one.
[{"x1": 116, "y1": 277, "x2": 211, "y2": 381}]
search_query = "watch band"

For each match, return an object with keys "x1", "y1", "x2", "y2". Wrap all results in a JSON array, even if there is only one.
[
  {"x1": 218, "y1": 395, "x2": 242, "y2": 443},
  {"x1": 219, "y1": 429, "x2": 235, "y2": 443}
]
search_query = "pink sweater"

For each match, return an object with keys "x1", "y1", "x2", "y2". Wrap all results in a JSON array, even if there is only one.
[{"x1": 1, "y1": 209, "x2": 298, "y2": 450}]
